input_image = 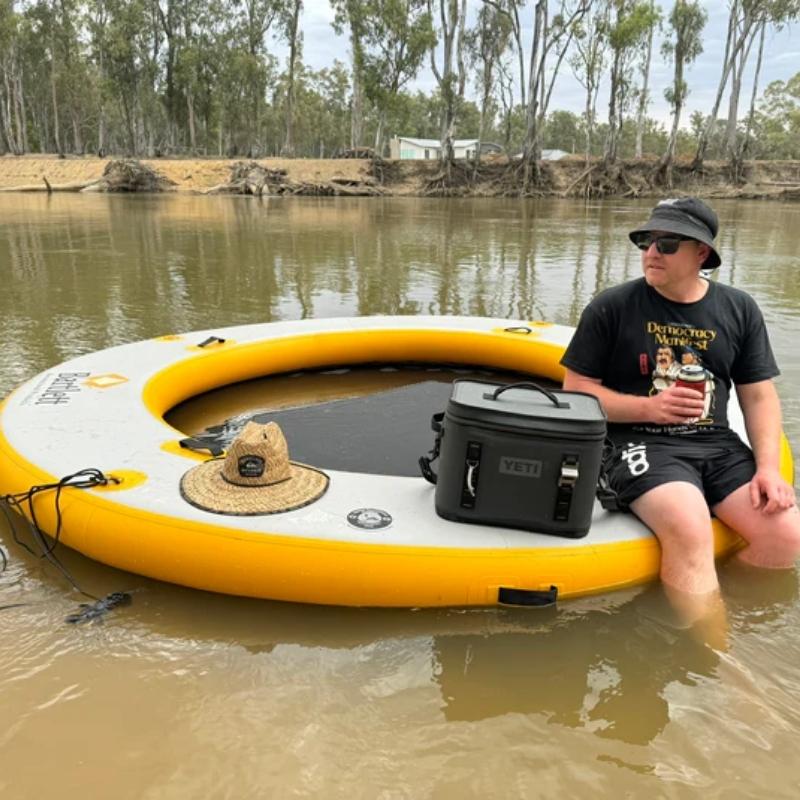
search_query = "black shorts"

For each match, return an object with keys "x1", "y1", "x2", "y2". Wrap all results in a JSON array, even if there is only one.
[{"x1": 603, "y1": 431, "x2": 756, "y2": 510}]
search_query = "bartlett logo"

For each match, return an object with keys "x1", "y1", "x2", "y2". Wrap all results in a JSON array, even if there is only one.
[{"x1": 84, "y1": 374, "x2": 129, "y2": 389}]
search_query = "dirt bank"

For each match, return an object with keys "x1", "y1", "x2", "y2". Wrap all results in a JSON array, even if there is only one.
[{"x1": 1, "y1": 153, "x2": 798, "y2": 199}]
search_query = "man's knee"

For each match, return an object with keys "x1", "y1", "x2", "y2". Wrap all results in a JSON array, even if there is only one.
[
  {"x1": 767, "y1": 506, "x2": 800, "y2": 560},
  {"x1": 631, "y1": 482, "x2": 713, "y2": 550}
]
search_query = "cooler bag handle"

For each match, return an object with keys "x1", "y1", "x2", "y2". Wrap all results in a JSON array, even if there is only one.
[{"x1": 483, "y1": 381, "x2": 570, "y2": 409}]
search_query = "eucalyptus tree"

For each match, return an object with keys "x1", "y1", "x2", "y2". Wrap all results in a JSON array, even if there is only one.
[
  {"x1": 428, "y1": 0, "x2": 467, "y2": 166},
  {"x1": 481, "y1": 0, "x2": 527, "y2": 108},
  {"x1": 354, "y1": 0, "x2": 435, "y2": 154},
  {"x1": 658, "y1": 0, "x2": 705, "y2": 186},
  {"x1": 174, "y1": 1, "x2": 224, "y2": 153},
  {"x1": 466, "y1": 2, "x2": 513, "y2": 167},
  {"x1": 96, "y1": 0, "x2": 161, "y2": 154},
  {"x1": 602, "y1": 0, "x2": 659, "y2": 165},
  {"x1": 228, "y1": 0, "x2": 284, "y2": 155},
  {"x1": 0, "y1": 0, "x2": 26, "y2": 153},
  {"x1": 692, "y1": 0, "x2": 800, "y2": 169},
  {"x1": 280, "y1": 0, "x2": 303, "y2": 156},
  {"x1": 738, "y1": 18, "x2": 766, "y2": 164},
  {"x1": 26, "y1": 0, "x2": 87, "y2": 153},
  {"x1": 331, "y1": 0, "x2": 367, "y2": 148},
  {"x1": 725, "y1": 1, "x2": 799, "y2": 161},
  {"x1": 633, "y1": 0, "x2": 659, "y2": 157},
  {"x1": 569, "y1": 1, "x2": 610, "y2": 160},
  {"x1": 521, "y1": 0, "x2": 591, "y2": 186}
]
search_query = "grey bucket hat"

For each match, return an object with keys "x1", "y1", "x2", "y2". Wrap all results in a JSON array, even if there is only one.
[{"x1": 629, "y1": 197, "x2": 721, "y2": 269}]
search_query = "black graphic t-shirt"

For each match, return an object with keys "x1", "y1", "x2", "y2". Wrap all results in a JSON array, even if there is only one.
[{"x1": 560, "y1": 278, "x2": 779, "y2": 440}]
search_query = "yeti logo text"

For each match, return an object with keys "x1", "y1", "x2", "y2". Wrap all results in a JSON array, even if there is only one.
[
  {"x1": 499, "y1": 457, "x2": 542, "y2": 478},
  {"x1": 621, "y1": 443, "x2": 649, "y2": 476}
]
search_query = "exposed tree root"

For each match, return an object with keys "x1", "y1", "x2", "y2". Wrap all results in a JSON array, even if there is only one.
[
  {"x1": 205, "y1": 161, "x2": 288, "y2": 195},
  {"x1": 206, "y1": 160, "x2": 385, "y2": 197},
  {"x1": 89, "y1": 159, "x2": 175, "y2": 192},
  {"x1": 0, "y1": 159, "x2": 174, "y2": 193}
]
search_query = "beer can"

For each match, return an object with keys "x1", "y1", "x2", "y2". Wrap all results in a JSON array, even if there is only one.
[{"x1": 675, "y1": 364, "x2": 706, "y2": 397}]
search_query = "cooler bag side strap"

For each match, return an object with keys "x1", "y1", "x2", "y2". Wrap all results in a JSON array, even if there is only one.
[
  {"x1": 553, "y1": 454, "x2": 580, "y2": 522},
  {"x1": 498, "y1": 585, "x2": 558, "y2": 607},
  {"x1": 419, "y1": 412, "x2": 445, "y2": 484},
  {"x1": 482, "y1": 381, "x2": 570, "y2": 409}
]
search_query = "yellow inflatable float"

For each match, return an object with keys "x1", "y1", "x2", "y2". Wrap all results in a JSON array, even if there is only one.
[{"x1": 1, "y1": 316, "x2": 790, "y2": 606}]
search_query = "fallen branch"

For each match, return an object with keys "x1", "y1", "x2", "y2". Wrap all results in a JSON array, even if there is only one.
[
  {"x1": 561, "y1": 165, "x2": 596, "y2": 197},
  {"x1": 0, "y1": 178, "x2": 100, "y2": 193}
]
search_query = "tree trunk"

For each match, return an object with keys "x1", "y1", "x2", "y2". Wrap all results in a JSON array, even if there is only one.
[
  {"x1": 603, "y1": 48, "x2": 622, "y2": 165},
  {"x1": 509, "y1": 3, "x2": 525, "y2": 109},
  {"x1": 691, "y1": 3, "x2": 754, "y2": 170},
  {"x1": 725, "y1": 25, "x2": 757, "y2": 160},
  {"x1": 374, "y1": 112, "x2": 385, "y2": 155},
  {"x1": 187, "y1": 89, "x2": 197, "y2": 153},
  {"x1": 432, "y1": 0, "x2": 467, "y2": 170},
  {"x1": 0, "y1": 93, "x2": 9, "y2": 154},
  {"x1": 71, "y1": 109, "x2": 83, "y2": 154},
  {"x1": 584, "y1": 83, "x2": 593, "y2": 161},
  {"x1": 662, "y1": 61, "x2": 684, "y2": 189},
  {"x1": 350, "y1": 34, "x2": 364, "y2": 148},
  {"x1": 735, "y1": 20, "x2": 766, "y2": 180},
  {"x1": 522, "y1": 0, "x2": 546, "y2": 187},
  {"x1": 51, "y1": 67, "x2": 61, "y2": 155},
  {"x1": 282, "y1": 0, "x2": 302, "y2": 158},
  {"x1": 3, "y1": 67, "x2": 22, "y2": 153},
  {"x1": 635, "y1": 0, "x2": 655, "y2": 159}
]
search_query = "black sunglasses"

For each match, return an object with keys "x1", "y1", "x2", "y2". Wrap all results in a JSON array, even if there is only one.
[{"x1": 631, "y1": 233, "x2": 691, "y2": 254}]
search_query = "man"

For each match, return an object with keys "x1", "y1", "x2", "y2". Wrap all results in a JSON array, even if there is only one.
[{"x1": 560, "y1": 197, "x2": 800, "y2": 608}]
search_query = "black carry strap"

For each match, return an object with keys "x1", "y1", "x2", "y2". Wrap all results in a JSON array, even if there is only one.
[
  {"x1": 498, "y1": 585, "x2": 558, "y2": 607},
  {"x1": 481, "y1": 381, "x2": 570, "y2": 409},
  {"x1": 596, "y1": 438, "x2": 626, "y2": 512},
  {"x1": 419, "y1": 412, "x2": 445, "y2": 484},
  {"x1": 553, "y1": 454, "x2": 579, "y2": 522},
  {"x1": 179, "y1": 437, "x2": 225, "y2": 457}
]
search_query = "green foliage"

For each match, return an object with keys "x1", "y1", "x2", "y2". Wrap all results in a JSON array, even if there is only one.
[
  {"x1": 0, "y1": 0, "x2": 797, "y2": 160},
  {"x1": 751, "y1": 73, "x2": 800, "y2": 158}
]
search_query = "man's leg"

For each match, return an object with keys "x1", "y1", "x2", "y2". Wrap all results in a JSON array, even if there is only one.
[
  {"x1": 631, "y1": 481, "x2": 728, "y2": 645},
  {"x1": 713, "y1": 484, "x2": 800, "y2": 568},
  {"x1": 630, "y1": 481, "x2": 718, "y2": 594}
]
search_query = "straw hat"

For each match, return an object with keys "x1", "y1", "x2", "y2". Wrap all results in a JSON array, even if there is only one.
[{"x1": 180, "y1": 421, "x2": 329, "y2": 515}]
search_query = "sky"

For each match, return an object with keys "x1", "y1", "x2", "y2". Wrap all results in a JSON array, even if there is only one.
[{"x1": 282, "y1": 1, "x2": 800, "y2": 132}]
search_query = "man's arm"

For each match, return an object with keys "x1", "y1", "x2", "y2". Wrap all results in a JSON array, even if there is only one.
[
  {"x1": 736, "y1": 380, "x2": 796, "y2": 513},
  {"x1": 562, "y1": 368, "x2": 705, "y2": 425}
]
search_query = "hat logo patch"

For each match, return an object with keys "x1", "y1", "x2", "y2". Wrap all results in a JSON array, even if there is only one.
[{"x1": 238, "y1": 455, "x2": 265, "y2": 479}]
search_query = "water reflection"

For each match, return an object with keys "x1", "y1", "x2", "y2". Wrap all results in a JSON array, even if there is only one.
[
  {"x1": 2, "y1": 195, "x2": 799, "y2": 415},
  {"x1": 433, "y1": 588, "x2": 720, "y2": 745}
]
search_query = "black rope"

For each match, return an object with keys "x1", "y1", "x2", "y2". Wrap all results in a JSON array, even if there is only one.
[{"x1": 0, "y1": 470, "x2": 133, "y2": 620}]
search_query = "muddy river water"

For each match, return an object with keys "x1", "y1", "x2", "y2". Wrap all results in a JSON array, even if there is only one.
[{"x1": 1, "y1": 194, "x2": 800, "y2": 798}]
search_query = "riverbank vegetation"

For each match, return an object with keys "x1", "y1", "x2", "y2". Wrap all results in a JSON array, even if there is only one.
[{"x1": 1, "y1": 1, "x2": 799, "y2": 196}]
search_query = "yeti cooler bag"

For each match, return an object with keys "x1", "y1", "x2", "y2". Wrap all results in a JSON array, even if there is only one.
[{"x1": 419, "y1": 381, "x2": 607, "y2": 537}]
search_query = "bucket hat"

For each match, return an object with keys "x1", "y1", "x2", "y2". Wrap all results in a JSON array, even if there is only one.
[
  {"x1": 180, "y1": 421, "x2": 329, "y2": 515},
  {"x1": 629, "y1": 197, "x2": 721, "y2": 269}
]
